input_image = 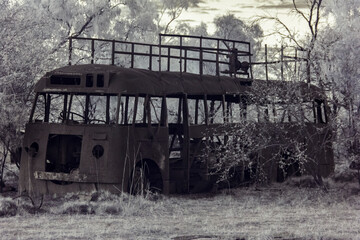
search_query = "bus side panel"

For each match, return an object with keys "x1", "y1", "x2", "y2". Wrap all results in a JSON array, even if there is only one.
[
  {"x1": 44, "y1": 125, "x2": 128, "y2": 194},
  {"x1": 19, "y1": 124, "x2": 150, "y2": 196},
  {"x1": 305, "y1": 124, "x2": 334, "y2": 178},
  {"x1": 19, "y1": 123, "x2": 49, "y2": 196},
  {"x1": 131, "y1": 126, "x2": 170, "y2": 194}
]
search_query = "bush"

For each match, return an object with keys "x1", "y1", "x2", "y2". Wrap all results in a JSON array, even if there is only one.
[
  {"x1": 0, "y1": 197, "x2": 17, "y2": 217},
  {"x1": 60, "y1": 201, "x2": 95, "y2": 215}
]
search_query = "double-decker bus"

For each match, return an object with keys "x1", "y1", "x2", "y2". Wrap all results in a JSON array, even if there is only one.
[{"x1": 19, "y1": 34, "x2": 334, "y2": 196}]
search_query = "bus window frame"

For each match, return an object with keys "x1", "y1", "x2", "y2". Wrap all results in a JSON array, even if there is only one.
[
  {"x1": 31, "y1": 92, "x2": 119, "y2": 125},
  {"x1": 29, "y1": 91, "x2": 329, "y2": 127}
]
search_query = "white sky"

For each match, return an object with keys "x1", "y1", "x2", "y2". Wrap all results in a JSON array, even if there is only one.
[{"x1": 175, "y1": 0, "x2": 310, "y2": 45}]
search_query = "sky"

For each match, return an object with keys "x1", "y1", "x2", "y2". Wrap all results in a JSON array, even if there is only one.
[{"x1": 175, "y1": 0, "x2": 310, "y2": 45}]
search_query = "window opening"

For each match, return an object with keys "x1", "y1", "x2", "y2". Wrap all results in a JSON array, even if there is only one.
[
  {"x1": 45, "y1": 134, "x2": 82, "y2": 184},
  {"x1": 109, "y1": 96, "x2": 118, "y2": 123},
  {"x1": 189, "y1": 97, "x2": 207, "y2": 125},
  {"x1": 97, "y1": 74, "x2": 104, "y2": 87},
  {"x1": 167, "y1": 96, "x2": 184, "y2": 160},
  {"x1": 48, "y1": 94, "x2": 65, "y2": 123},
  {"x1": 50, "y1": 75, "x2": 81, "y2": 85},
  {"x1": 247, "y1": 104, "x2": 258, "y2": 122},
  {"x1": 312, "y1": 101, "x2": 317, "y2": 123},
  {"x1": 86, "y1": 74, "x2": 93, "y2": 87},
  {"x1": 315, "y1": 100, "x2": 326, "y2": 123},
  {"x1": 225, "y1": 101, "x2": 231, "y2": 123},
  {"x1": 188, "y1": 99, "x2": 196, "y2": 124},
  {"x1": 167, "y1": 97, "x2": 182, "y2": 124},
  {"x1": 208, "y1": 99, "x2": 224, "y2": 124},
  {"x1": 321, "y1": 102, "x2": 327, "y2": 123},
  {"x1": 118, "y1": 97, "x2": 125, "y2": 124},
  {"x1": 290, "y1": 104, "x2": 303, "y2": 122},
  {"x1": 32, "y1": 93, "x2": 46, "y2": 122},
  {"x1": 118, "y1": 96, "x2": 136, "y2": 125},
  {"x1": 150, "y1": 97, "x2": 163, "y2": 124},
  {"x1": 240, "y1": 96, "x2": 247, "y2": 121},
  {"x1": 197, "y1": 98, "x2": 206, "y2": 124},
  {"x1": 268, "y1": 103, "x2": 276, "y2": 123},
  {"x1": 88, "y1": 95, "x2": 107, "y2": 124},
  {"x1": 135, "y1": 96, "x2": 145, "y2": 124},
  {"x1": 68, "y1": 95, "x2": 86, "y2": 123},
  {"x1": 257, "y1": 105, "x2": 269, "y2": 122}
]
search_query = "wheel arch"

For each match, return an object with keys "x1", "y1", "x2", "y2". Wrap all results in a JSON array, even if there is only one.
[{"x1": 130, "y1": 158, "x2": 164, "y2": 193}]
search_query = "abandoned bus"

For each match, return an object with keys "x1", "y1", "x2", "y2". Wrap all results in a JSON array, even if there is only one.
[{"x1": 19, "y1": 34, "x2": 334, "y2": 196}]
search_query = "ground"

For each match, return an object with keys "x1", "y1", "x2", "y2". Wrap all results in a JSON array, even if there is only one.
[{"x1": 0, "y1": 165, "x2": 359, "y2": 240}]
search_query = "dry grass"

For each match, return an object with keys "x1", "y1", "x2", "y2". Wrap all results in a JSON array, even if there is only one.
[{"x1": 0, "y1": 178, "x2": 359, "y2": 240}]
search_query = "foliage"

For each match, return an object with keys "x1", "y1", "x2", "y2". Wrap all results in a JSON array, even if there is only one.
[
  {"x1": 4, "y1": 0, "x2": 357, "y2": 191},
  {"x1": 0, "y1": 1, "x2": 47, "y2": 189},
  {"x1": 0, "y1": 0, "x2": 264, "y2": 155},
  {"x1": 156, "y1": 0, "x2": 201, "y2": 34},
  {"x1": 254, "y1": 0, "x2": 360, "y2": 179},
  {"x1": 0, "y1": 0, "x2": 204, "y2": 186},
  {"x1": 311, "y1": 0, "x2": 360, "y2": 167},
  {"x1": 213, "y1": 14, "x2": 263, "y2": 61},
  {"x1": 207, "y1": 122, "x2": 311, "y2": 186},
  {"x1": 0, "y1": 197, "x2": 17, "y2": 217},
  {"x1": 203, "y1": 82, "x2": 325, "y2": 186}
]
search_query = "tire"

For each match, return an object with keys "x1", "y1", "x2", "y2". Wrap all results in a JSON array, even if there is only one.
[
  {"x1": 129, "y1": 165, "x2": 150, "y2": 195},
  {"x1": 129, "y1": 161, "x2": 163, "y2": 195}
]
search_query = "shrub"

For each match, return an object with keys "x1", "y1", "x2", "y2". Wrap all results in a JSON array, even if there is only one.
[{"x1": 0, "y1": 197, "x2": 17, "y2": 217}]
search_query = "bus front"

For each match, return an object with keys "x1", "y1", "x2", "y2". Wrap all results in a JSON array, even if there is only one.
[{"x1": 18, "y1": 65, "x2": 128, "y2": 196}]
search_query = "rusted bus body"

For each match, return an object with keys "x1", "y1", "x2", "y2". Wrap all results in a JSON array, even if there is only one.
[
  {"x1": 18, "y1": 63, "x2": 334, "y2": 196},
  {"x1": 19, "y1": 34, "x2": 333, "y2": 195},
  {"x1": 230, "y1": 122, "x2": 333, "y2": 183}
]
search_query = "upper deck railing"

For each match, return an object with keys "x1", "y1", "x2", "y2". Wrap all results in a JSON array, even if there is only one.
[{"x1": 68, "y1": 34, "x2": 253, "y2": 79}]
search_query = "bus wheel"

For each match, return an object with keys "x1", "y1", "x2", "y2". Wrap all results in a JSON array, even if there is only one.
[
  {"x1": 129, "y1": 165, "x2": 150, "y2": 195},
  {"x1": 129, "y1": 160, "x2": 163, "y2": 195}
]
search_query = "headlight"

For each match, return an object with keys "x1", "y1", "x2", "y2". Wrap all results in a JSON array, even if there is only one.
[
  {"x1": 92, "y1": 145, "x2": 104, "y2": 159},
  {"x1": 26, "y1": 142, "x2": 39, "y2": 157}
]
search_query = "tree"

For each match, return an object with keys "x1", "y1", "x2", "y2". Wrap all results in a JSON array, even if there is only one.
[
  {"x1": 255, "y1": 0, "x2": 360, "y2": 182},
  {"x1": 255, "y1": 0, "x2": 325, "y2": 84},
  {"x1": 213, "y1": 14, "x2": 263, "y2": 57},
  {"x1": 312, "y1": 0, "x2": 360, "y2": 171},
  {"x1": 0, "y1": 1, "x2": 51, "y2": 190},
  {"x1": 156, "y1": 0, "x2": 201, "y2": 34},
  {"x1": 0, "y1": 0, "x2": 201, "y2": 190}
]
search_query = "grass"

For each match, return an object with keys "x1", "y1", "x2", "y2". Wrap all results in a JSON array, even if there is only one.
[
  {"x1": 0, "y1": 180, "x2": 359, "y2": 240},
  {"x1": 0, "y1": 163, "x2": 359, "y2": 239}
]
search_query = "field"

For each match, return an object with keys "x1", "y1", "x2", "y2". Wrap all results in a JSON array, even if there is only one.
[{"x1": 0, "y1": 175, "x2": 359, "y2": 240}]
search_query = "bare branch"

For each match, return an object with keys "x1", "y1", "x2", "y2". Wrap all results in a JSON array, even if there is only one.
[
  {"x1": 255, "y1": 16, "x2": 304, "y2": 50},
  {"x1": 308, "y1": 0, "x2": 317, "y2": 37},
  {"x1": 293, "y1": 0, "x2": 309, "y2": 23},
  {"x1": 163, "y1": 5, "x2": 185, "y2": 34},
  {"x1": 313, "y1": 0, "x2": 323, "y2": 39},
  {"x1": 49, "y1": 4, "x2": 109, "y2": 55}
]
